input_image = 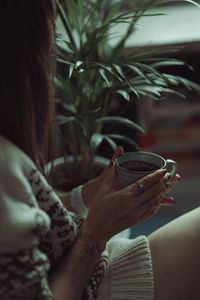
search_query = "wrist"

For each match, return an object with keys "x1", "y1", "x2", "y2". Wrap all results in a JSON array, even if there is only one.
[{"x1": 81, "y1": 221, "x2": 106, "y2": 253}]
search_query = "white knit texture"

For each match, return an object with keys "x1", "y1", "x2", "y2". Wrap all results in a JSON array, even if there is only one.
[{"x1": 97, "y1": 236, "x2": 154, "y2": 300}]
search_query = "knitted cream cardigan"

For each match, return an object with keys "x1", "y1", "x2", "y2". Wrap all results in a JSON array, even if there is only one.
[{"x1": 0, "y1": 135, "x2": 154, "y2": 300}]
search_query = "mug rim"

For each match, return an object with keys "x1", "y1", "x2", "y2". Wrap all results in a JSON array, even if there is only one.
[{"x1": 114, "y1": 151, "x2": 166, "y2": 174}]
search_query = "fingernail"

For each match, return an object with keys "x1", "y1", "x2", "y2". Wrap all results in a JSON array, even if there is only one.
[
  {"x1": 162, "y1": 197, "x2": 175, "y2": 205},
  {"x1": 168, "y1": 197, "x2": 175, "y2": 202}
]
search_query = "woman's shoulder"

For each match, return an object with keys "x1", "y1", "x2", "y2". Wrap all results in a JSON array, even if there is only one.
[
  {"x1": 0, "y1": 135, "x2": 51, "y2": 252},
  {"x1": 0, "y1": 134, "x2": 36, "y2": 176}
]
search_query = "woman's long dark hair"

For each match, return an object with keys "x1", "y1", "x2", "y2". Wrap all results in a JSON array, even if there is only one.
[{"x1": 0, "y1": 1, "x2": 55, "y2": 170}]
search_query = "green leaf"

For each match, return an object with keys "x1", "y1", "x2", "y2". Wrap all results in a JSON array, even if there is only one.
[
  {"x1": 183, "y1": 0, "x2": 200, "y2": 7},
  {"x1": 56, "y1": 0, "x2": 77, "y2": 50},
  {"x1": 98, "y1": 69, "x2": 111, "y2": 87},
  {"x1": 123, "y1": 63, "x2": 154, "y2": 83},
  {"x1": 103, "y1": 136, "x2": 117, "y2": 151},
  {"x1": 112, "y1": 64, "x2": 139, "y2": 98},
  {"x1": 56, "y1": 115, "x2": 88, "y2": 138},
  {"x1": 91, "y1": 133, "x2": 118, "y2": 152},
  {"x1": 56, "y1": 37, "x2": 74, "y2": 54},
  {"x1": 90, "y1": 133, "x2": 104, "y2": 151},
  {"x1": 57, "y1": 100, "x2": 78, "y2": 114},
  {"x1": 163, "y1": 88, "x2": 186, "y2": 99},
  {"x1": 107, "y1": 134, "x2": 141, "y2": 150},
  {"x1": 68, "y1": 63, "x2": 75, "y2": 80},
  {"x1": 163, "y1": 74, "x2": 200, "y2": 94},
  {"x1": 57, "y1": 58, "x2": 71, "y2": 65},
  {"x1": 96, "y1": 116, "x2": 145, "y2": 134},
  {"x1": 116, "y1": 90, "x2": 130, "y2": 101},
  {"x1": 55, "y1": 115, "x2": 69, "y2": 126},
  {"x1": 151, "y1": 60, "x2": 194, "y2": 72},
  {"x1": 90, "y1": 62, "x2": 123, "y2": 82}
]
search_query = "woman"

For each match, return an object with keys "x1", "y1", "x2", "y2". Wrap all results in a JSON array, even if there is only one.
[{"x1": 0, "y1": 1, "x2": 199, "y2": 299}]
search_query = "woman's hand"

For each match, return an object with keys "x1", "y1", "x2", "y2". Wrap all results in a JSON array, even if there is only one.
[
  {"x1": 83, "y1": 166, "x2": 168, "y2": 249},
  {"x1": 59, "y1": 147, "x2": 124, "y2": 213},
  {"x1": 82, "y1": 146, "x2": 124, "y2": 209}
]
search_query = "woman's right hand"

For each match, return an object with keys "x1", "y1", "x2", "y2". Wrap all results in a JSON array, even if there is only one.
[{"x1": 83, "y1": 165, "x2": 168, "y2": 250}]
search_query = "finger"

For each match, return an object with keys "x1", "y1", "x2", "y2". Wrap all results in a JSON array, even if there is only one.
[
  {"x1": 164, "y1": 174, "x2": 180, "y2": 193},
  {"x1": 132, "y1": 175, "x2": 166, "y2": 207},
  {"x1": 161, "y1": 196, "x2": 175, "y2": 206},
  {"x1": 139, "y1": 183, "x2": 166, "y2": 206},
  {"x1": 130, "y1": 169, "x2": 167, "y2": 195},
  {"x1": 124, "y1": 175, "x2": 166, "y2": 208},
  {"x1": 173, "y1": 174, "x2": 181, "y2": 183},
  {"x1": 165, "y1": 182, "x2": 172, "y2": 193},
  {"x1": 128, "y1": 188, "x2": 165, "y2": 226},
  {"x1": 137, "y1": 201, "x2": 160, "y2": 222},
  {"x1": 135, "y1": 187, "x2": 169, "y2": 223},
  {"x1": 118, "y1": 187, "x2": 164, "y2": 228},
  {"x1": 141, "y1": 208, "x2": 157, "y2": 221},
  {"x1": 111, "y1": 146, "x2": 124, "y2": 161},
  {"x1": 141, "y1": 185, "x2": 166, "y2": 210},
  {"x1": 164, "y1": 173, "x2": 181, "y2": 184}
]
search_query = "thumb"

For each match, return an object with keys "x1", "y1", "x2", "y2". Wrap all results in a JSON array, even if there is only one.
[
  {"x1": 112, "y1": 146, "x2": 124, "y2": 161},
  {"x1": 102, "y1": 161, "x2": 117, "y2": 187}
]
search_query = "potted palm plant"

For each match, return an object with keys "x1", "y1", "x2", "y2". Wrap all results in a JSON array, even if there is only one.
[{"x1": 48, "y1": 0, "x2": 200, "y2": 192}]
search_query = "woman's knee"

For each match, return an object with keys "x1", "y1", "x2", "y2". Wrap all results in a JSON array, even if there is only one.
[{"x1": 148, "y1": 207, "x2": 200, "y2": 300}]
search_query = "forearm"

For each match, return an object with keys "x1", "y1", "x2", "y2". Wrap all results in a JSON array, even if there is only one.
[{"x1": 49, "y1": 225, "x2": 104, "y2": 300}]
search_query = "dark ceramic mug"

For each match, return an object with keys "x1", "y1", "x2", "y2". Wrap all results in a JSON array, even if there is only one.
[{"x1": 115, "y1": 151, "x2": 177, "y2": 189}]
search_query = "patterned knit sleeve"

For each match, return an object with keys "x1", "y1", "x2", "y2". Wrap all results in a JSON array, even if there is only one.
[
  {"x1": 0, "y1": 169, "x2": 53, "y2": 300},
  {"x1": 28, "y1": 168, "x2": 109, "y2": 300},
  {"x1": 28, "y1": 168, "x2": 85, "y2": 269}
]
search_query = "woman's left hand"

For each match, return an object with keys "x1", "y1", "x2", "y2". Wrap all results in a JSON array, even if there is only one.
[
  {"x1": 59, "y1": 147, "x2": 124, "y2": 212},
  {"x1": 82, "y1": 146, "x2": 124, "y2": 209}
]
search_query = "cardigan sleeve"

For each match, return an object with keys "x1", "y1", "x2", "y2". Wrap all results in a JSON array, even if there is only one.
[
  {"x1": 0, "y1": 135, "x2": 108, "y2": 300},
  {"x1": 0, "y1": 168, "x2": 53, "y2": 299},
  {"x1": 28, "y1": 168, "x2": 109, "y2": 300},
  {"x1": 28, "y1": 168, "x2": 85, "y2": 269}
]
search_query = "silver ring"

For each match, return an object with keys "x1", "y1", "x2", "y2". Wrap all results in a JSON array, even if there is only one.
[{"x1": 135, "y1": 181, "x2": 144, "y2": 193}]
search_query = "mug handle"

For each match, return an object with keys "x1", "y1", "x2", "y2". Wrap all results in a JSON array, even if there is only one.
[{"x1": 165, "y1": 159, "x2": 177, "y2": 180}]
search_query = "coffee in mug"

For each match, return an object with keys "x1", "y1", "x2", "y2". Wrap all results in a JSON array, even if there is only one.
[{"x1": 115, "y1": 151, "x2": 177, "y2": 189}]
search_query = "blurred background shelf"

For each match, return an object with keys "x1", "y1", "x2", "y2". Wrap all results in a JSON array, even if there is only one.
[{"x1": 110, "y1": 3, "x2": 200, "y2": 50}]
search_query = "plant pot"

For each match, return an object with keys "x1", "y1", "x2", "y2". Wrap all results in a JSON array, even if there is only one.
[{"x1": 45, "y1": 155, "x2": 110, "y2": 192}]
